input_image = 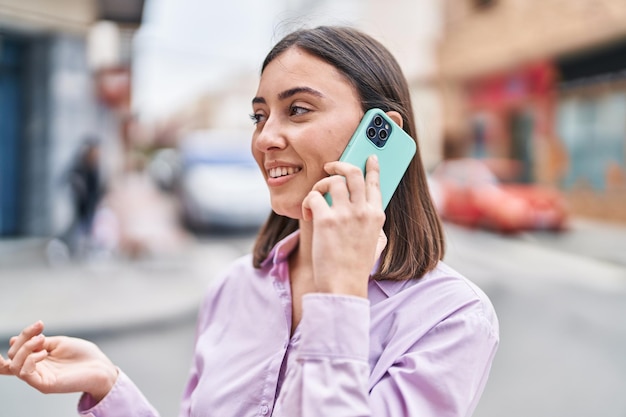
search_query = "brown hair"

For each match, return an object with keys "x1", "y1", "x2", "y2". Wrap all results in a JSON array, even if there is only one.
[{"x1": 252, "y1": 26, "x2": 444, "y2": 280}]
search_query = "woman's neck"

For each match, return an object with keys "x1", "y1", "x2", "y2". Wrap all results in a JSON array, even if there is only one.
[
  {"x1": 287, "y1": 220, "x2": 316, "y2": 334},
  {"x1": 292, "y1": 219, "x2": 313, "y2": 271}
]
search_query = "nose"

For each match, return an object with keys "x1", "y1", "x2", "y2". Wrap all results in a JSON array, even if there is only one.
[{"x1": 252, "y1": 115, "x2": 287, "y2": 153}]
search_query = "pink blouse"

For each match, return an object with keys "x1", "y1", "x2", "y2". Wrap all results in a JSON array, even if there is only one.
[{"x1": 79, "y1": 231, "x2": 499, "y2": 417}]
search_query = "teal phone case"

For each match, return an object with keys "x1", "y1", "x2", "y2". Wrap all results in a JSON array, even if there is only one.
[{"x1": 325, "y1": 108, "x2": 416, "y2": 210}]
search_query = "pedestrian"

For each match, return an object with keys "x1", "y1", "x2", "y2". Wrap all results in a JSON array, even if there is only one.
[
  {"x1": 0, "y1": 26, "x2": 499, "y2": 417},
  {"x1": 65, "y1": 137, "x2": 105, "y2": 258}
]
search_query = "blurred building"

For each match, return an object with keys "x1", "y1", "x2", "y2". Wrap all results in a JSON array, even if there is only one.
[
  {"x1": 0, "y1": 0, "x2": 142, "y2": 238},
  {"x1": 132, "y1": 0, "x2": 445, "y2": 167},
  {"x1": 438, "y1": 0, "x2": 626, "y2": 223}
]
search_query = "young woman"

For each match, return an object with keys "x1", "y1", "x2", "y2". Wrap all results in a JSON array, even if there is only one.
[{"x1": 1, "y1": 26, "x2": 499, "y2": 417}]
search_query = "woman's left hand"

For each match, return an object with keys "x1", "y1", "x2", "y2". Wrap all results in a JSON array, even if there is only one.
[
  {"x1": 302, "y1": 155, "x2": 386, "y2": 298},
  {"x1": 1, "y1": 321, "x2": 118, "y2": 401}
]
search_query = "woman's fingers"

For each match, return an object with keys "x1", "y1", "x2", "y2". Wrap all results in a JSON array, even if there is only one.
[
  {"x1": 8, "y1": 321, "x2": 44, "y2": 360},
  {"x1": 19, "y1": 349, "x2": 48, "y2": 383},
  {"x1": 323, "y1": 156, "x2": 382, "y2": 207},
  {"x1": 323, "y1": 159, "x2": 382, "y2": 205},
  {"x1": 302, "y1": 188, "x2": 328, "y2": 222},
  {"x1": 364, "y1": 155, "x2": 383, "y2": 209},
  {"x1": 304, "y1": 169, "x2": 354, "y2": 220},
  {"x1": 1, "y1": 321, "x2": 45, "y2": 377},
  {"x1": 0, "y1": 353, "x2": 11, "y2": 375},
  {"x1": 306, "y1": 157, "x2": 384, "y2": 223},
  {"x1": 323, "y1": 161, "x2": 365, "y2": 204},
  {"x1": 313, "y1": 175, "x2": 351, "y2": 207},
  {"x1": 9, "y1": 333, "x2": 46, "y2": 377}
]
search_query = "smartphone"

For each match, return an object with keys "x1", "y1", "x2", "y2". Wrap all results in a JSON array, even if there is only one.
[{"x1": 325, "y1": 108, "x2": 417, "y2": 210}]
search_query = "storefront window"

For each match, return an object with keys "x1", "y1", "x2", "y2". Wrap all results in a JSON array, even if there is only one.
[{"x1": 557, "y1": 91, "x2": 626, "y2": 190}]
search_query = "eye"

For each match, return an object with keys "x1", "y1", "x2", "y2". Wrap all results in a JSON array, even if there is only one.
[
  {"x1": 250, "y1": 112, "x2": 267, "y2": 125},
  {"x1": 289, "y1": 105, "x2": 310, "y2": 117}
]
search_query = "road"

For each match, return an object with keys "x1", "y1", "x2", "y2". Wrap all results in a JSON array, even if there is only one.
[
  {"x1": 443, "y1": 223, "x2": 626, "y2": 417},
  {"x1": 1, "y1": 223, "x2": 626, "y2": 417}
]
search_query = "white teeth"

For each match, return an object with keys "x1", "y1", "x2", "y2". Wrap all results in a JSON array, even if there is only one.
[{"x1": 269, "y1": 166, "x2": 301, "y2": 178}]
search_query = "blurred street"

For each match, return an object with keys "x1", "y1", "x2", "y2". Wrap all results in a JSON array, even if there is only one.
[
  {"x1": 444, "y1": 221, "x2": 626, "y2": 417},
  {"x1": 1, "y1": 219, "x2": 625, "y2": 417},
  {"x1": 2, "y1": 1, "x2": 626, "y2": 416}
]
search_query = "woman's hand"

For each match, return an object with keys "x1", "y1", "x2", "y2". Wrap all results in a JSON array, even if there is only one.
[
  {"x1": 0, "y1": 321, "x2": 118, "y2": 402},
  {"x1": 302, "y1": 155, "x2": 386, "y2": 298}
]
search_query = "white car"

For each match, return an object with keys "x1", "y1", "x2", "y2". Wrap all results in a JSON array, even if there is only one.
[{"x1": 178, "y1": 130, "x2": 271, "y2": 231}]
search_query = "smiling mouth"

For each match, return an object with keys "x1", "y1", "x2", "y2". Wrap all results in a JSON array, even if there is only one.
[{"x1": 268, "y1": 166, "x2": 302, "y2": 178}]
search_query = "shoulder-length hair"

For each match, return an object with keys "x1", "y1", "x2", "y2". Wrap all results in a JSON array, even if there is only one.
[{"x1": 252, "y1": 26, "x2": 445, "y2": 280}]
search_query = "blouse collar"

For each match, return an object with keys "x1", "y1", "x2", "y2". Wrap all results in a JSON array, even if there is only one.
[
  {"x1": 261, "y1": 230, "x2": 301, "y2": 268},
  {"x1": 261, "y1": 229, "x2": 417, "y2": 299}
]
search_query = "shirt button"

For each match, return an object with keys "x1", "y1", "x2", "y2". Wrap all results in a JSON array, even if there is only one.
[{"x1": 260, "y1": 404, "x2": 269, "y2": 415}]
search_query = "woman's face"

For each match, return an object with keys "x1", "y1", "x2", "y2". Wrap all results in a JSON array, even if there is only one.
[{"x1": 251, "y1": 47, "x2": 363, "y2": 219}]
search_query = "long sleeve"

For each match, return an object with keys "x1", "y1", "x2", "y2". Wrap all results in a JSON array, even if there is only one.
[
  {"x1": 77, "y1": 370, "x2": 159, "y2": 417},
  {"x1": 369, "y1": 309, "x2": 498, "y2": 417},
  {"x1": 273, "y1": 292, "x2": 498, "y2": 417}
]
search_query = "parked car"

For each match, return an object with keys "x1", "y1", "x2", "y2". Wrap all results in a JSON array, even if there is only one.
[
  {"x1": 177, "y1": 130, "x2": 271, "y2": 232},
  {"x1": 429, "y1": 158, "x2": 568, "y2": 233}
]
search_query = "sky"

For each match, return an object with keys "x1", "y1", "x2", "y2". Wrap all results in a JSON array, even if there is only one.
[{"x1": 131, "y1": 0, "x2": 367, "y2": 120}]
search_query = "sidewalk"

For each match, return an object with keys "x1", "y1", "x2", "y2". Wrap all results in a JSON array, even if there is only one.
[
  {"x1": 1, "y1": 216, "x2": 625, "y2": 341},
  {"x1": 0, "y1": 237, "x2": 251, "y2": 340},
  {"x1": 0, "y1": 172, "x2": 259, "y2": 341}
]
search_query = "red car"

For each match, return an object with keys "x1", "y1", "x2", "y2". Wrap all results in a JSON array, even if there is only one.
[{"x1": 429, "y1": 159, "x2": 568, "y2": 233}]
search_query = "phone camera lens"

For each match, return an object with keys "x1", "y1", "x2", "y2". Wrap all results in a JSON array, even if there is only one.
[
  {"x1": 379, "y1": 129, "x2": 388, "y2": 140},
  {"x1": 367, "y1": 127, "x2": 377, "y2": 139},
  {"x1": 373, "y1": 116, "x2": 384, "y2": 127}
]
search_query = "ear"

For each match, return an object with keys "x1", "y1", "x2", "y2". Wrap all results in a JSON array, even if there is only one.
[{"x1": 385, "y1": 111, "x2": 404, "y2": 128}]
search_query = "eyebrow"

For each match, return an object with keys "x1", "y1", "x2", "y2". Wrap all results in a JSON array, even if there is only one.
[{"x1": 252, "y1": 86, "x2": 324, "y2": 105}]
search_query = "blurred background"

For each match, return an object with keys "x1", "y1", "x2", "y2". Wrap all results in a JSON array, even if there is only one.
[{"x1": 0, "y1": 0, "x2": 625, "y2": 416}]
